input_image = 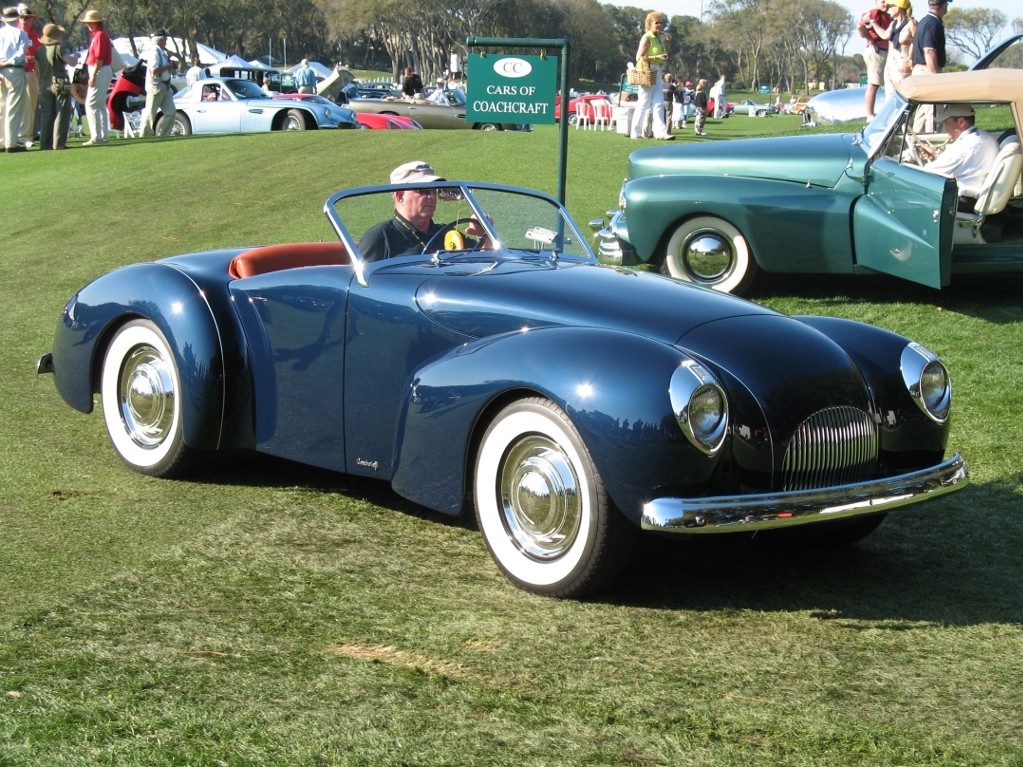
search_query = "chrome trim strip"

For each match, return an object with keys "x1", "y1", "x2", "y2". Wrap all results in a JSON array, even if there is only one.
[{"x1": 641, "y1": 453, "x2": 968, "y2": 533}]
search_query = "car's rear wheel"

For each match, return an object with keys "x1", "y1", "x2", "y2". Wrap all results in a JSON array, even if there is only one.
[
  {"x1": 662, "y1": 215, "x2": 758, "y2": 294},
  {"x1": 100, "y1": 320, "x2": 195, "y2": 478},
  {"x1": 282, "y1": 109, "x2": 307, "y2": 130},
  {"x1": 474, "y1": 398, "x2": 635, "y2": 597},
  {"x1": 156, "y1": 112, "x2": 191, "y2": 136}
]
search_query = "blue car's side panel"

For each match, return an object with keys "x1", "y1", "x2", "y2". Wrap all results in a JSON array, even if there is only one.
[
  {"x1": 392, "y1": 326, "x2": 716, "y2": 522},
  {"x1": 229, "y1": 266, "x2": 355, "y2": 473}
]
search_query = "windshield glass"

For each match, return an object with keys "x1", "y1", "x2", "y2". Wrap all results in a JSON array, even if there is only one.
[
  {"x1": 326, "y1": 184, "x2": 593, "y2": 265},
  {"x1": 228, "y1": 79, "x2": 268, "y2": 99},
  {"x1": 861, "y1": 89, "x2": 908, "y2": 154}
]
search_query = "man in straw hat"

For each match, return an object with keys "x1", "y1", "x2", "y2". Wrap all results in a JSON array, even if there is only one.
[
  {"x1": 140, "y1": 29, "x2": 176, "y2": 137},
  {"x1": 36, "y1": 21, "x2": 77, "y2": 149},
  {"x1": 0, "y1": 5, "x2": 30, "y2": 152},
  {"x1": 80, "y1": 8, "x2": 113, "y2": 144}
]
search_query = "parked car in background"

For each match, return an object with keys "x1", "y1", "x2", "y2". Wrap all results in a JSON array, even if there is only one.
[
  {"x1": 38, "y1": 181, "x2": 967, "y2": 597},
  {"x1": 731, "y1": 98, "x2": 778, "y2": 116},
  {"x1": 345, "y1": 88, "x2": 523, "y2": 131},
  {"x1": 593, "y1": 68, "x2": 1023, "y2": 294},
  {"x1": 157, "y1": 77, "x2": 359, "y2": 135},
  {"x1": 355, "y1": 112, "x2": 422, "y2": 129},
  {"x1": 708, "y1": 97, "x2": 734, "y2": 116},
  {"x1": 555, "y1": 93, "x2": 615, "y2": 125}
]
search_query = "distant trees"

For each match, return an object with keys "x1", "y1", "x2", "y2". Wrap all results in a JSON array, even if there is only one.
[{"x1": 46, "y1": 0, "x2": 1022, "y2": 92}]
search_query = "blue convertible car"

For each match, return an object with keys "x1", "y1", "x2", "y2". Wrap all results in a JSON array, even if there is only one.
[{"x1": 38, "y1": 182, "x2": 968, "y2": 596}]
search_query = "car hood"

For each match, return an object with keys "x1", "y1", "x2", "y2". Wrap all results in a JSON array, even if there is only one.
[
  {"x1": 413, "y1": 259, "x2": 871, "y2": 422},
  {"x1": 628, "y1": 134, "x2": 855, "y2": 188}
]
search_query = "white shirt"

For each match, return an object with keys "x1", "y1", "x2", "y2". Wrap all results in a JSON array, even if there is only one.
[
  {"x1": 0, "y1": 20, "x2": 29, "y2": 66},
  {"x1": 145, "y1": 44, "x2": 171, "y2": 86},
  {"x1": 922, "y1": 126, "x2": 999, "y2": 198},
  {"x1": 185, "y1": 64, "x2": 205, "y2": 86}
]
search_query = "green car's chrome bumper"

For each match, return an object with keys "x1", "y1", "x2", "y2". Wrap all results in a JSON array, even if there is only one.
[{"x1": 642, "y1": 453, "x2": 968, "y2": 533}]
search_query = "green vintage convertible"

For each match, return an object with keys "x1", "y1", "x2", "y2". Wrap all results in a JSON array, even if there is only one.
[{"x1": 592, "y1": 68, "x2": 1023, "y2": 294}]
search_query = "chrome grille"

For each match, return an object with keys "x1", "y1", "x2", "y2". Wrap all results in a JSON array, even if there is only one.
[{"x1": 781, "y1": 406, "x2": 878, "y2": 491}]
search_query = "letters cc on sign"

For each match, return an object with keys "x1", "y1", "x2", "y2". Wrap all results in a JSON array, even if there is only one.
[{"x1": 493, "y1": 58, "x2": 532, "y2": 78}]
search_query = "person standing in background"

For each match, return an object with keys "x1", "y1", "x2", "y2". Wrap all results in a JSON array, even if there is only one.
[
  {"x1": 80, "y1": 8, "x2": 112, "y2": 145},
  {"x1": 0, "y1": 5, "x2": 29, "y2": 152},
  {"x1": 629, "y1": 11, "x2": 674, "y2": 141},
  {"x1": 294, "y1": 59, "x2": 316, "y2": 93},
  {"x1": 693, "y1": 78, "x2": 708, "y2": 136},
  {"x1": 140, "y1": 29, "x2": 175, "y2": 137},
  {"x1": 911, "y1": 0, "x2": 949, "y2": 131},
  {"x1": 857, "y1": 0, "x2": 892, "y2": 121},
  {"x1": 35, "y1": 22, "x2": 76, "y2": 149},
  {"x1": 15, "y1": 3, "x2": 38, "y2": 147},
  {"x1": 879, "y1": 0, "x2": 917, "y2": 91},
  {"x1": 710, "y1": 73, "x2": 727, "y2": 117}
]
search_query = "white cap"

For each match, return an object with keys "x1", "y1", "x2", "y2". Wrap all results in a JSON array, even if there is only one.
[{"x1": 390, "y1": 161, "x2": 444, "y2": 184}]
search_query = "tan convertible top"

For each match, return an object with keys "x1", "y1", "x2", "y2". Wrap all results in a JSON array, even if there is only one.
[{"x1": 896, "y1": 69, "x2": 1023, "y2": 128}]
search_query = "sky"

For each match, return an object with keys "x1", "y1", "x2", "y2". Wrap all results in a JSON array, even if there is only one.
[{"x1": 613, "y1": 0, "x2": 1020, "y2": 59}]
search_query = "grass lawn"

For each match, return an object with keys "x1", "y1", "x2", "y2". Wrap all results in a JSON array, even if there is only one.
[{"x1": 2, "y1": 117, "x2": 1022, "y2": 766}]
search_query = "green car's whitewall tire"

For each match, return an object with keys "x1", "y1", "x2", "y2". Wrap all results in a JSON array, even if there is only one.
[{"x1": 662, "y1": 215, "x2": 758, "y2": 295}]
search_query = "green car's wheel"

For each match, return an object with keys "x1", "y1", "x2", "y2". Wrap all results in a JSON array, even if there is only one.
[{"x1": 662, "y1": 215, "x2": 758, "y2": 295}]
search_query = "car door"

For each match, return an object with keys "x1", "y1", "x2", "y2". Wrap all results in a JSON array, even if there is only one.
[
  {"x1": 190, "y1": 88, "x2": 241, "y2": 133},
  {"x1": 237, "y1": 99, "x2": 281, "y2": 132},
  {"x1": 852, "y1": 155, "x2": 956, "y2": 289}
]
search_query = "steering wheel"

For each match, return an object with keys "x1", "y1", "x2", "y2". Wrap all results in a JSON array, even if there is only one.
[
  {"x1": 906, "y1": 130, "x2": 937, "y2": 166},
  {"x1": 421, "y1": 217, "x2": 486, "y2": 254}
]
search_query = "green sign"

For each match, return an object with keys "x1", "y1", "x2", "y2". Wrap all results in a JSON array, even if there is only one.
[{"x1": 466, "y1": 54, "x2": 557, "y2": 125}]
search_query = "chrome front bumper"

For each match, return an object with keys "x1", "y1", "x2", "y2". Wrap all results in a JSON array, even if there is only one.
[
  {"x1": 588, "y1": 212, "x2": 625, "y2": 266},
  {"x1": 641, "y1": 453, "x2": 968, "y2": 533}
]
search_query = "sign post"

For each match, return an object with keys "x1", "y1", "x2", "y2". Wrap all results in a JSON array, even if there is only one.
[{"x1": 465, "y1": 37, "x2": 570, "y2": 204}]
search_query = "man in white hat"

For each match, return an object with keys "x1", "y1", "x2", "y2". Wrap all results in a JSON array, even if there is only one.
[
  {"x1": 0, "y1": 5, "x2": 30, "y2": 152},
  {"x1": 359, "y1": 161, "x2": 492, "y2": 261},
  {"x1": 140, "y1": 29, "x2": 176, "y2": 137},
  {"x1": 426, "y1": 77, "x2": 447, "y2": 105},
  {"x1": 80, "y1": 8, "x2": 113, "y2": 145},
  {"x1": 15, "y1": 3, "x2": 39, "y2": 147},
  {"x1": 359, "y1": 161, "x2": 448, "y2": 261},
  {"x1": 918, "y1": 103, "x2": 999, "y2": 211}
]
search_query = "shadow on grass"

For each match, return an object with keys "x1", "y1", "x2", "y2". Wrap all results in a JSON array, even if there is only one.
[
  {"x1": 746, "y1": 271, "x2": 1023, "y2": 324},
  {"x1": 187, "y1": 450, "x2": 1021, "y2": 627}
]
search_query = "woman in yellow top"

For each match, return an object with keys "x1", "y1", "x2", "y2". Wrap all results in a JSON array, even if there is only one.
[{"x1": 629, "y1": 11, "x2": 674, "y2": 141}]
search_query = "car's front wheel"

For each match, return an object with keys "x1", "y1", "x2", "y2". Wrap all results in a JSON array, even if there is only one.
[
  {"x1": 100, "y1": 320, "x2": 195, "y2": 478},
  {"x1": 474, "y1": 398, "x2": 635, "y2": 597},
  {"x1": 662, "y1": 215, "x2": 758, "y2": 294},
  {"x1": 281, "y1": 109, "x2": 307, "y2": 130}
]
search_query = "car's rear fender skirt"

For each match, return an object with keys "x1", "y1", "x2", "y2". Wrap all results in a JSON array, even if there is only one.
[
  {"x1": 390, "y1": 326, "x2": 717, "y2": 523},
  {"x1": 624, "y1": 175, "x2": 856, "y2": 273},
  {"x1": 50, "y1": 263, "x2": 232, "y2": 451}
]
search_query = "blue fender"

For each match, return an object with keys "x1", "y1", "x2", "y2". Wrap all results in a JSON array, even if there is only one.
[
  {"x1": 622, "y1": 174, "x2": 857, "y2": 274},
  {"x1": 50, "y1": 263, "x2": 235, "y2": 451},
  {"x1": 390, "y1": 326, "x2": 719, "y2": 523}
]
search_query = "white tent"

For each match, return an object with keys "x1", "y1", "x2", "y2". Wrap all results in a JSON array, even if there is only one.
[{"x1": 109, "y1": 36, "x2": 228, "y2": 67}]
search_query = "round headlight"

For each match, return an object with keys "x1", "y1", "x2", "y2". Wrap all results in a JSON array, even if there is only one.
[
  {"x1": 670, "y1": 360, "x2": 728, "y2": 454},
  {"x1": 901, "y1": 343, "x2": 951, "y2": 423},
  {"x1": 919, "y1": 360, "x2": 951, "y2": 420}
]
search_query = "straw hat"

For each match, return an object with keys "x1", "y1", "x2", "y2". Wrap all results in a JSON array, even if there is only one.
[
  {"x1": 80, "y1": 9, "x2": 104, "y2": 23},
  {"x1": 2, "y1": 6, "x2": 20, "y2": 22},
  {"x1": 39, "y1": 22, "x2": 64, "y2": 44}
]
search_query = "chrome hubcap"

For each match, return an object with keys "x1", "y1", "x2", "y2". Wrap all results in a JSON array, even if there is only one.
[
  {"x1": 499, "y1": 435, "x2": 582, "y2": 561},
  {"x1": 681, "y1": 231, "x2": 734, "y2": 283},
  {"x1": 119, "y1": 346, "x2": 176, "y2": 449}
]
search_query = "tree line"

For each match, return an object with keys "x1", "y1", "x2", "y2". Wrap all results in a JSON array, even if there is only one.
[{"x1": 39, "y1": 0, "x2": 1023, "y2": 93}]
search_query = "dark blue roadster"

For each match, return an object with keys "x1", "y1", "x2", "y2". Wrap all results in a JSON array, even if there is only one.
[{"x1": 38, "y1": 182, "x2": 968, "y2": 597}]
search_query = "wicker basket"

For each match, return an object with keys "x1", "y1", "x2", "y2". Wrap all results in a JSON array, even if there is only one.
[{"x1": 627, "y1": 68, "x2": 656, "y2": 86}]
